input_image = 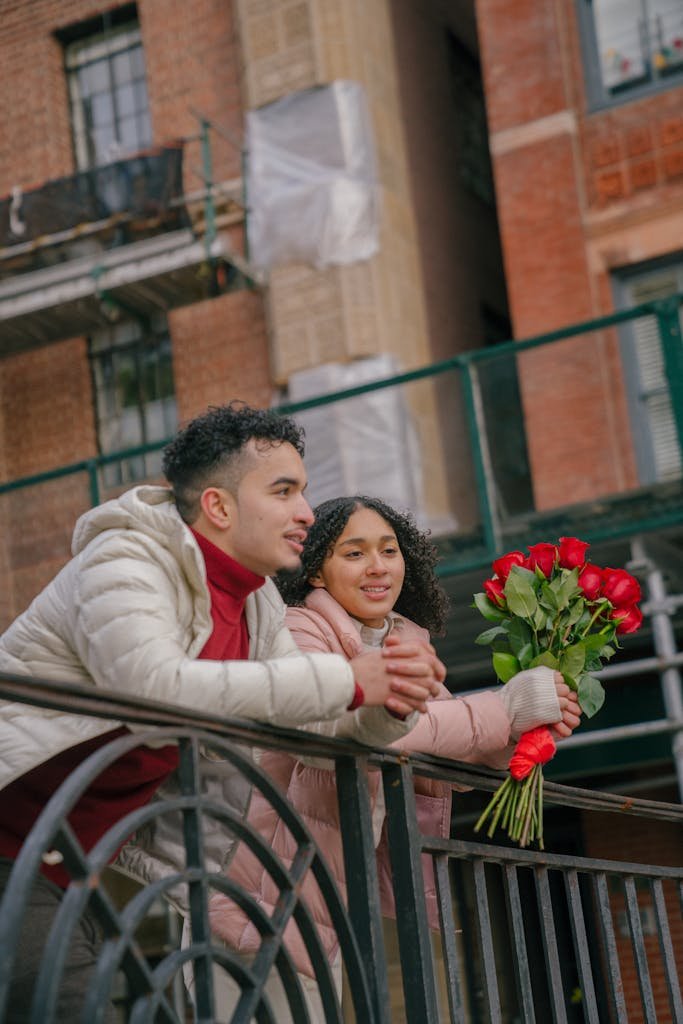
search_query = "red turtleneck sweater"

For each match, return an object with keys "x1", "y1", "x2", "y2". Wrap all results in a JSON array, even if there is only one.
[{"x1": 0, "y1": 529, "x2": 264, "y2": 887}]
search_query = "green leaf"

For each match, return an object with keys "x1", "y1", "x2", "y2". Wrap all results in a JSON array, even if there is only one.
[
  {"x1": 530, "y1": 651, "x2": 560, "y2": 670},
  {"x1": 564, "y1": 597, "x2": 586, "y2": 628},
  {"x1": 475, "y1": 625, "x2": 509, "y2": 646},
  {"x1": 599, "y1": 645, "x2": 615, "y2": 660},
  {"x1": 578, "y1": 674, "x2": 605, "y2": 718},
  {"x1": 539, "y1": 583, "x2": 559, "y2": 611},
  {"x1": 504, "y1": 565, "x2": 539, "y2": 619},
  {"x1": 508, "y1": 617, "x2": 533, "y2": 655},
  {"x1": 472, "y1": 592, "x2": 508, "y2": 623},
  {"x1": 563, "y1": 674, "x2": 579, "y2": 693},
  {"x1": 517, "y1": 642, "x2": 534, "y2": 669},
  {"x1": 560, "y1": 643, "x2": 586, "y2": 679},
  {"x1": 492, "y1": 651, "x2": 521, "y2": 683},
  {"x1": 556, "y1": 568, "x2": 581, "y2": 609}
]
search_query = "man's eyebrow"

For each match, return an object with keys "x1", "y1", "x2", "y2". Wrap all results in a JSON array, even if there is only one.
[{"x1": 269, "y1": 476, "x2": 302, "y2": 487}]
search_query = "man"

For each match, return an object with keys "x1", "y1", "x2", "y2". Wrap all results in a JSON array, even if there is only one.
[{"x1": 0, "y1": 401, "x2": 444, "y2": 1021}]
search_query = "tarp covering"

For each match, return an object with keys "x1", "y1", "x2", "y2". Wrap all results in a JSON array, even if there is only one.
[
  {"x1": 287, "y1": 355, "x2": 424, "y2": 518},
  {"x1": 246, "y1": 81, "x2": 380, "y2": 271},
  {"x1": 0, "y1": 144, "x2": 185, "y2": 249}
]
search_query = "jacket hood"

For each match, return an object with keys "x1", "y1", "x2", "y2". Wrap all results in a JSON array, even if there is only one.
[{"x1": 72, "y1": 485, "x2": 186, "y2": 555}]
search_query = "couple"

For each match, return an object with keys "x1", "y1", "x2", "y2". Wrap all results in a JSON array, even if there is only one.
[{"x1": 0, "y1": 401, "x2": 580, "y2": 1022}]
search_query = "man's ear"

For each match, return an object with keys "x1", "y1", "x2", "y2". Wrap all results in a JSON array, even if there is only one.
[
  {"x1": 308, "y1": 572, "x2": 325, "y2": 589},
  {"x1": 199, "y1": 487, "x2": 233, "y2": 531}
]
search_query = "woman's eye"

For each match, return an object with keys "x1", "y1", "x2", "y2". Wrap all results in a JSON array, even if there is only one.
[{"x1": 345, "y1": 550, "x2": 362, "y2": 559}]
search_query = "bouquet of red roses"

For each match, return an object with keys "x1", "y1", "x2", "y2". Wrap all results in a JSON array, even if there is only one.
[{"x1": 473, "y1": 536, "x2": 643, "y2": 848}]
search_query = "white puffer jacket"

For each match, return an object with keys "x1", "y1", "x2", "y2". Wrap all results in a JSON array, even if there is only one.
[{"x1": 0, "y1": 485, "x2": 375, "y2": 893}]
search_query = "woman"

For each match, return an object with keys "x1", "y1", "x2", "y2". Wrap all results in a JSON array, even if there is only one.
[{"x1": 208, "y1": 496, "x2": 580, "y2": 1018}]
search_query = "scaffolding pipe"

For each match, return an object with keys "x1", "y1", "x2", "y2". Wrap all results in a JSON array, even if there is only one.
[{"x1": 631, "y1": 537, "x2": 683, "y2": 798}]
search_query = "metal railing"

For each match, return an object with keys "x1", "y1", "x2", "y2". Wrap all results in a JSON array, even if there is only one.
[
  {"x1": 0, "y1": 673, "x2": 681, "y2": 1023},
  {"x1": 2, "y1": 294, "x2": 683, "y2": 575}
]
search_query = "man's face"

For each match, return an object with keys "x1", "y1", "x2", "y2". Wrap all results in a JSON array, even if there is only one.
[{"x1": 222, "y1": 440, "x2": 314, "y2": 576}]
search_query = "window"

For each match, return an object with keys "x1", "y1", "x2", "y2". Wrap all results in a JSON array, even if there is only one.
[
  {"x1": 615, "y1": 260, "x2": 683, "y2": 484},
  {"x1": 64, "y1": 8, "x2": 152, "y2": 169},
  {"x1": 578, "y1": 0, "x2": 683, "y2": 107},
  {"x1": 89, "y1": 315, "x2": 177, "y2": 488}
]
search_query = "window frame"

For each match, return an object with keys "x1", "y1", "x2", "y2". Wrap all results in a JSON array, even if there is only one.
[
  {"x1": 60, "y1": 6, "x2": 152, "y2": 170},
  {"x1": 613, "y1": 255, "x2": 683, "y2": 486},
  {"x1": 88, "y1": 314, "x2": 177, "y2": 489},
  {"x1": 576, "y1": 0, "x2": 683, "y2": 111}
]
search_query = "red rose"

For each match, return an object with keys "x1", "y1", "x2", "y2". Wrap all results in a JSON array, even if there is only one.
[
  {"x1": 558, "y1": 536, "x2": 589, "y2": 570},
  {"x1": 526, "y1": 542, "x2": 558, "y2": 578},
  {"x1": 602, "y1": 568, "x2": 642, "y2": 608},
  {"x1": 509, "y1": 727, "x2": 557, "y2": 781},
  {"x1": 484, "y1": 577, "x2": 506, "y2": 607},
  {"x1": 578, "y1": 562, "x2": 602, "y2": 601},
  {"x1": 610, "y1": 604, "x2": 643, "y2": 635},
  {"x1": 492, "y1": 550, "x2": 526, "y2": 581}
]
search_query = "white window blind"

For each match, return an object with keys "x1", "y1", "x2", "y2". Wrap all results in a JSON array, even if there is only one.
[{"x1": 627, "y1": 271, "x2": 682, "y2": 482}]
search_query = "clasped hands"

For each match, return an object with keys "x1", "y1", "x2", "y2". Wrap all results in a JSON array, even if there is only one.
[{"x1": 350, "y1": 633, "x2": 445, "y2": 718}]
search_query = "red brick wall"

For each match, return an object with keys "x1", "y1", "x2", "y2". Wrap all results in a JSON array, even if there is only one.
[
  {"x1": 0, "y1": 0, "x2": 270, "y2": 626},
  {"x1": 582, "y1": 801, "x2": 683, "y2": 1023},
  {"x1": 171, "y1": 288, "x2": 273, "y2": 422},
  {"x1": 477, "y1": 0, "x2": 683, "y2": 509}
]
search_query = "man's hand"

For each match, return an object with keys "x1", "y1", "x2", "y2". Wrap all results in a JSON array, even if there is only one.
[
  {"x1": 551, "y1": 676, "x2": 582, "y2": 738},
  {"x1": 350, "y1": 636, "x2": 445, "y2": 717}
]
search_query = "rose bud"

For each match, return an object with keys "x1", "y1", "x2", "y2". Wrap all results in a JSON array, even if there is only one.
[
  {"x1": 602, "y1": 568, "x2": 642, "y2": 608},
  {"x1": 527, "y1": 542, "x2": 558, "y2": 577},
  {"x1": 578, "y1": 562, "x2": 602, "y2": 601},
  {"x1": 558, "y1": 536, "x2": 589, "y2": 570},
  {"x1": 610, "y1": 604, "x2": 643, "y2": 635},
  {"x1": 492, "y1": 550, "x2": 526, "y2": 581},
  {"x1": 484, "y1": 577, "x2": 506, "y2": 607}
]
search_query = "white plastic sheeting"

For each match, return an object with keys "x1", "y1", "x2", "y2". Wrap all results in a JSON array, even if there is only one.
[
  {"x1": 287, "y1": 355, "x2": 425, "y2": 520},
  {"x1": 246, "y1": 81, "x2": 380, "y2": 271}
]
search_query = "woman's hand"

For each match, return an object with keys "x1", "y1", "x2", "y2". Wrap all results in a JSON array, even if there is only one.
[{"x1": 551, "y1": 676, "x2": 582, "y2": 738}]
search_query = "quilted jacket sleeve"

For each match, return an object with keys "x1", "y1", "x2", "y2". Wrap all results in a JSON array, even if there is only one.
[
  {"x1": 391, "y1": 689, "x2": 512, "y2": 768},
  {"x1": 68, "y1": 532, "x2": 355, "y2": 727}
]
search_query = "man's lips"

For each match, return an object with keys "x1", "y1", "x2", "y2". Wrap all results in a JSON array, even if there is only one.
[{"x1": 284, "y1": 531, "x2": 307, "y2": 553}]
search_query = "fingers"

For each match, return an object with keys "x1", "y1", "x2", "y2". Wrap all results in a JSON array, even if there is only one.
[
  {"x1": 390, "y1": 677, "x2": 435, "y2": 707},
  {"x1": 382, "y1": 642, "x2": 446, "y2": 688},
  {"x1": 385, "y1": 696, "x2": 427, "y2": 717}
]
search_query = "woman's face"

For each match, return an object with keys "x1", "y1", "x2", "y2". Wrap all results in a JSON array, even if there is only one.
[{"x1": 311, "y1": 507, "x2": 406, "y2": 628}]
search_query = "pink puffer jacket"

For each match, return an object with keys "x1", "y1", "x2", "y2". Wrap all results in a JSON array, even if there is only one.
[{"x1": 209, "y1": 589, "x2": 512, "y2": 977}]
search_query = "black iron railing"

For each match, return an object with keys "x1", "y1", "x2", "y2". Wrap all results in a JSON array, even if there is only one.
[{"x1": 0, "y1": 673, "x2": 681, "y2": 1023}]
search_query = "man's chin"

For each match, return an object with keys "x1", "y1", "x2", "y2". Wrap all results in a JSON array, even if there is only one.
[{"x1": 276, "y1": 559, "x2": 302, "y2": 579}]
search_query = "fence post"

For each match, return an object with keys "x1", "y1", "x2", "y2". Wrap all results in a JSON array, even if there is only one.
[
  {"x1": 336, "y1": 755, "x2": 392, "y2": 1024},
  {"x1": 381, "y1": 760, "x2": 440, "y2": 1023}
]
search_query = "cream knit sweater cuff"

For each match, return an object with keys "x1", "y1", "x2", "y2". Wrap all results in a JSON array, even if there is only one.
[{"x1": 498, "y1": 665, "x2": 562, "y2": 740}]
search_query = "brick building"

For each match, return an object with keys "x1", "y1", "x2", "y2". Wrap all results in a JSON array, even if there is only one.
[{"x1": 0, "y1": 1, "x2": 681, "y2": 1020}]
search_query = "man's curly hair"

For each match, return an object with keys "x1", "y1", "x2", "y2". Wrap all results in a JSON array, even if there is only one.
[
  {"x1": 276, "y1": 495, "x2": 450, "y2": 636},
  {"x1": 162, "y1": 401, "x2": 305, "y2": 523}
]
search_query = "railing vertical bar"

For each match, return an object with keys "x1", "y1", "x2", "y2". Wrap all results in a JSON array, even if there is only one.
[
  {"x1": 534, "y1": 866, "x2": 568, "y2": 1024},
  {"x1": 563, "y1": 869, "x2": 600, "y2": 1024},
  {"x1": 381, "y1": 762, "x2": 440, "y2": 1024},
  {"x1": 472, "y1": 859, "x2": 502, "y2": 1023},
  {"x1": 650, "y1": 878, "x2": 683, "y2": 1022},
  {"x1": 433, "y1": 854, "x2": 466, "y2": 1023},
  {"x1": 335, "y1": 755, "x2": 390, "y2": 1024},
  {"x1": 503, "y1": 863, "x2": 536, "y2": 1023},
  {"x1": 623, "y1": 876, "x2": 657, "y2": 1023},
  {"x1": 593, "y1": 873, "x2": 628, "y2": 1022},
  {"x1": 179, "y1": 736, "x2": 215, "y2": 1024},
  {"x1": 459, "y1": 360, "x2": 500, "y2": 557}
]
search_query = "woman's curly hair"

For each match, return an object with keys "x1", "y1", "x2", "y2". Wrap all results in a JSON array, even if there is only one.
[{"x1": 276, "y1": 495, "x2": 450, "y2": 636}]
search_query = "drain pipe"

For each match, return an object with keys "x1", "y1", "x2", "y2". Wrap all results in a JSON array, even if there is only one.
[{"x1": 630, "y1": 536, "x2": 683, "y2": 799}]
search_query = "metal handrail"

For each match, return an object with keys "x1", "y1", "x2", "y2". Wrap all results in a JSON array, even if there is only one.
[{"x1": 0, "y1": 673, "x2": 681, "y2": 1023}]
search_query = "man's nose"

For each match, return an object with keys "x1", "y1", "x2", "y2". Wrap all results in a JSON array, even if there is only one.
[{"x1": 296, "y1": 495, "x2": 315, "y2": 525}]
